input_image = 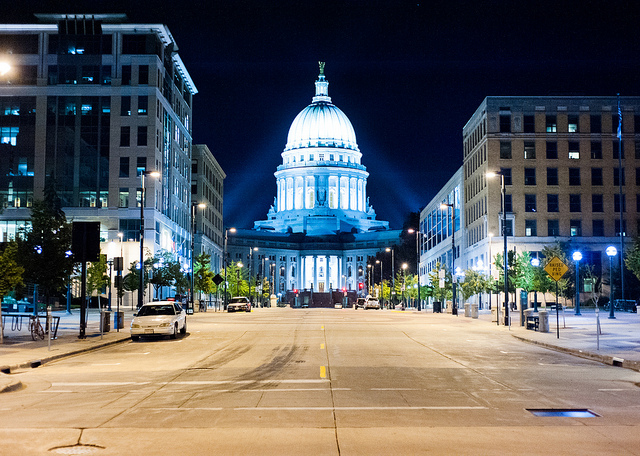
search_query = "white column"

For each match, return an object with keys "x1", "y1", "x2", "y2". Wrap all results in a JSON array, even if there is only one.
[{"x1": 313, "y1": 255, "x2": 318, "y2": 291}]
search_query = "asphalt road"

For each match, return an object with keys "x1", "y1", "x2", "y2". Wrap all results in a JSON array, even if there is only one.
[{"x1": 1, "y1": 308, "x2": 639, "y2": 455}]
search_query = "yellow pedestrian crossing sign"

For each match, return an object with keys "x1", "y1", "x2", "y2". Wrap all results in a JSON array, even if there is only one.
[{"x1": 544, "y1": 256, "x2": 569, "y2": 282}]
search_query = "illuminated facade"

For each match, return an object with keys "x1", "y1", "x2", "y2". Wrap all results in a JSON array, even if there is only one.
[
  {"x1": 0, "y1": 14, "x2": 205, "y2": 303},
  {"x1": 229, "y1": 65, "x2": 400, "y2": 298},
  {"x1": 420, "y1": 96, "x2": 640, "y2": 308}
]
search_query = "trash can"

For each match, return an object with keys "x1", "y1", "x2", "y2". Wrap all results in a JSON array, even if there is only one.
[
  {"x1": 464, "y1": 303, "x2": 471, "y2": 317},
  {"x1": 471, "y1": 304, "x2": 478, "y2": 319},
  {"x1": 114, "y1": 311, "x2": 124, "y2": 330},
  {"x1": 433, "y1": 301, "x2": 442, "y2": 313},
  {"x1": 538, "y1": 310, "x2": 549, "y2": 333},
  {"x1": 101, "y1": 311, "x2": 111, "y2": 332}
]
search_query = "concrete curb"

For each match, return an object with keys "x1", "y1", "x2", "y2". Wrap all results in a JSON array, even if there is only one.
[
  {"x1": 0, "y1": 335, "x2": 130, "y2": 393},
  {"x1": 511, "y1": 334, "x2": 640, "y2": 373}
]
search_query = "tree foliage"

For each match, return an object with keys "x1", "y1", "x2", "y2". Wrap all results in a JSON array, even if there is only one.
[
  {"x1": 87, "y1": 254, "x2": 109, "y2": 297},
  {"x1": 0, "y1": 240, "x2": 24, "y2": 297},
  {"x1": 194, "y1": 253, "x2": 215, "y2": 296},
  {"x1": 16, "y1": 184, "x2": 73, "y2": 300}
]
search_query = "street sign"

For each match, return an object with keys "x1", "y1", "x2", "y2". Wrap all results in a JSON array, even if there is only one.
[
  {"x1": 213, "y1": 274, "x2": 224, "y2": 286},
  {"x1": 544, "y1": 256, "x2": 569, "y2": 282}
]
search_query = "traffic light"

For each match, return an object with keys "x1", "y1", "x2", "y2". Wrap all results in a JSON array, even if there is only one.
[{"x1": 358, "y1": 282, "x2": 364, "y2": 290}]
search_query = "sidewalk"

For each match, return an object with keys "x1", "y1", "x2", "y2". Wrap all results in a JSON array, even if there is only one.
[
  {"x1": 475, "y1": 306, "x2": 640, "y2": 371},
  {"x1": 1, "y1": 308, "x2": 134, "y2": 392}
]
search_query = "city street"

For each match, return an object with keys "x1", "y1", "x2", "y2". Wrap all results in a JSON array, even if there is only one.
[{"x1": 1, "y1": 308, "x2": 640, "y2": 455}]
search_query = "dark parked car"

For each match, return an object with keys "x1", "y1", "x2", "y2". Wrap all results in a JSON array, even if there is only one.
[{"x1": 613, "y1": 299, "x2": 637, "y2": 313}]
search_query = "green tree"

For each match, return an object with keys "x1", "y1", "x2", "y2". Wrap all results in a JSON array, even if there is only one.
[
  {"x1": 0, "y1": 240, "x2": 24, "y2": 297},
  {"x1": 16, "y1": 182, "x2": 73, "y2": 303},
  {"x1": 427, "y1": 262, "x2": 452, "y2": 302},
  {"x1": 460, "y1": 269, "x2": 485, "y2": 302},
  {"x1": 625, "y1": 236, "x2": 640, "y2": 282},
  {"x1": 224, "y1": 262, "x2": 248, "y2": 298},
  {"x1": 149, "y1": 250, "x2": 184, "y2": 299},
  {"x1": 122, "y1": 251, "x2": 153, "y2": 298},
  {"x1": 87, "y1": 254, "x2": 109, "y2": 298},
  {"x1": 194, "y1": 253, "x2": 215, "y2": 298}
]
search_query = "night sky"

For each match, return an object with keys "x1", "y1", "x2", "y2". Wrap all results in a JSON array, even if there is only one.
[{"x1": 10, "y1": 1, "x2": 640, "y2": 229}]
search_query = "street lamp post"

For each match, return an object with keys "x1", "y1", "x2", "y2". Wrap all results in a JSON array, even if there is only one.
[
  {"x1": 190, "y1": 202, "x2": 206, "y2": 313},
  {"x1": 367, "y1": 264, "x2": 372, "y2": 294},
  {"x1": 487, "y1": 171, "x2": 508, "y2": 325},
  {"x1": 236, "y1": 262, "x2": 243, "y2": 297},
  {"x1": 440, "y1": 200, "x2": 457, "y2": 316},
  {"x1": 386, "y1": 247, "x2": 394, "y2": 304},
  {"x1": 531, "y1": 258, "x2": 540, "y2": 312},
  {"x1": 488, "y1": 232, "x2": 493, "y2": 312},
  {"x1": 249, "y1": 247, "x2": 258, "y2": 305},
  {"x1": 223, "y1": 227, "x2": 236, "y2": 309},
  {"x1": 408, "y1": 228, "x2": 424, "y2": 311},
  {"x1": 376, "y1": 259, "x2": 382, "y2": 299},
  {"x1": 139, "y1": 170, "x2": 160, "y2": 309},
  {"x1": 572, "y1": 251, "x2": 582, "y2": 316},
  {"x1": 606, "y1": 246, "x2": 617, "y2": 319},
  {"x1": 401, "y1": 263, "x2": 408, "y2": 308}
]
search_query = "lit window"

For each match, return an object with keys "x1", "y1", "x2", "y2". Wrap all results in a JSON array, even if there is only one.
[{"x1": 568, "y1": 141, "x2": 580, "y2": 159}]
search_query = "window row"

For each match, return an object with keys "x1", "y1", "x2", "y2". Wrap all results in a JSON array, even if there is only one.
[
  {"x1": 498, "y1": 113, "x2": 636, "y2": 134},
  {"x1": 506, "y1": 218, "x2": 629, "y2": 238},
  {"x1": 505, "y1": 193, "x2": 629, "y2": 213},
  {"x1": 500, "y1": 167, "x2": 634, "y2": 187},
  {"x1": 499, "y1": 140, "x2": 633, "y2": 160}
]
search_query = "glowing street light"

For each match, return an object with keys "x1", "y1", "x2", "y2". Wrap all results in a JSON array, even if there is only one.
[
  {"x1": 572, "y1": 251, "x2": 582, "y2": 316},
  {"x1": 606, "y1": 246, "x2": 617, "y2": 319}
]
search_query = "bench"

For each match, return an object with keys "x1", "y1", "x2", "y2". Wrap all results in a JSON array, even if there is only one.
[{"x1": 526, "y1": 315, "x2": 539, "y2": 331}]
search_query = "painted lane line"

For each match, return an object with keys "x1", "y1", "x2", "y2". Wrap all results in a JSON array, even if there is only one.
[
  {"x1": 320, "y1": 343, "x2": 325, "y2": 349},
  {"x1": 320, "y1": 366, "x2": 327, "y2": 378},
  {"x1": 149, "y1": 406, "x2": 487, "y2": 412},
  {"x1": 371, "y1": 388, "x2": 420, "y2": 391},
  {"x1": 52, "y1": 382, "x2": 150, "y2": 386},
  {"x1": 165, "y1": 379, "x2": 330, "y2": 385},
  {"x1": 237, "y1": 406, "x2": 488, "y2": 411}
]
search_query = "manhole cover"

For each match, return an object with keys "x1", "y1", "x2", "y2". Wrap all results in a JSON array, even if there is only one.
[
  {"x1": 49, "y1": 444, "x2": 104, "y2": 454},
  {"x1": 527, "y1": 408, "x2": 599, "y2": 418}
]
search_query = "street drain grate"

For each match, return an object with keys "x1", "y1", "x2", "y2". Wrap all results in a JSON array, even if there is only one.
[
  {"x1": 527, "y1": 408, "x2": 600, "y2": 418},
  {"x1": 49, "y1": 444, "x2": 105, "y2": 454}
]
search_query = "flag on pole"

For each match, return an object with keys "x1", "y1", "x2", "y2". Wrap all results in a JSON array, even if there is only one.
[{"x1": 617, "y1": 94, "x2": 622, "y2": 140}]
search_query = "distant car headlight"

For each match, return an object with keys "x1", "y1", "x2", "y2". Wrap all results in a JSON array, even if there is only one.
[
  {"x1": 131, "y1": 323, "x2": 140, "y2": 328},
  {"x1": 158, "y1": 322, "x2": 170, "y2": 327}
]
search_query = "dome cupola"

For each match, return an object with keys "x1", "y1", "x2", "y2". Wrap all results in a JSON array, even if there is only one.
[{"x1": 284, "y1": 63, "x2": 359, "y2": 152}]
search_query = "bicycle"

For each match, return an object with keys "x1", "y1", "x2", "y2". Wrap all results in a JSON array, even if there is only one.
[{"x1": 29, "y1": 315, "x2": 45, "y2": 341}]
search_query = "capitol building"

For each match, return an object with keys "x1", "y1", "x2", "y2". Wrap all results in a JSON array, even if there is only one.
[{"x1": 227, "y1": 64, "x2": 401, "y2": 303}]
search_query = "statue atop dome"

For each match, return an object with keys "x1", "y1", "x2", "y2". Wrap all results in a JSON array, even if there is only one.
[{"x1": 319, "y1": 61, "x2": 325, "y2": 75}]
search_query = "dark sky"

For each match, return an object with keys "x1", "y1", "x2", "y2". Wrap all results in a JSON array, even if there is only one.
[{"x1": 11, "y1": 1, "x2": 640, "y2": 228}]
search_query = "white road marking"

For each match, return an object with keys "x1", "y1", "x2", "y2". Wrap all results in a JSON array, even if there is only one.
[
  {"x1": 598, "y1": 388, "x2": 627, "y2": 391},
  {"x1": 150, "y1": 406, "x2": 487, "y2": 411},
  {"x1": 371, "y1": 388, "x2": 420, "y2": 391},
  {"x1": 164, "y1": 379, "x2": 330, "y2": 385},
  {"x1": 52, "y1": 382, "x2": 150, "y2": 386}
]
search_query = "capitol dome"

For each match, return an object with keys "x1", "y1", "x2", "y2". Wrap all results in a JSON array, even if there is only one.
[{"x1": 284, "y1": 68, "x2": 359, "y2": 152}]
